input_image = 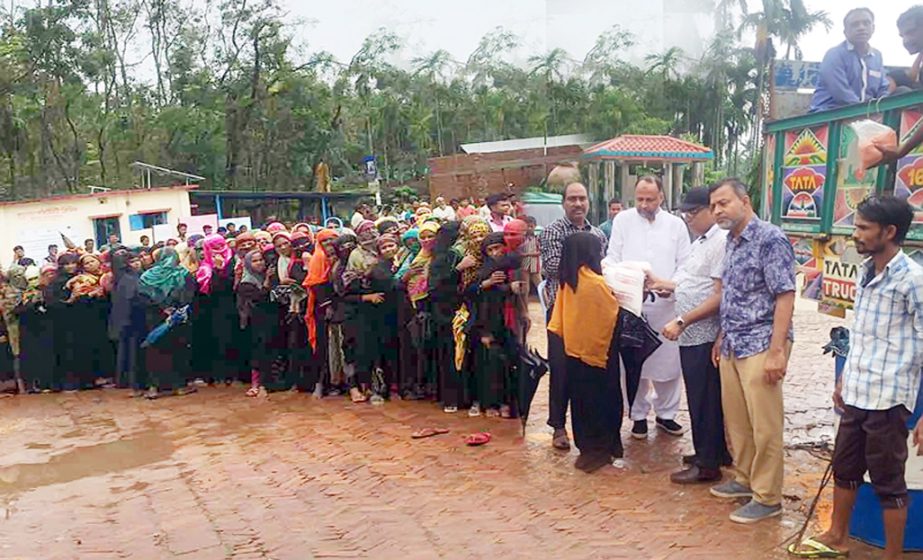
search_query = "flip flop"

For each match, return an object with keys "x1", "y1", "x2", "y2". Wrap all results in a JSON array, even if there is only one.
[
  {"x1": 412, "y1": 428, "x2": 438, "y2": 439},
  {"x1": 787, "y1": 537, "x2": 849, "y2": 558},
  {"x1": 465, "y1": 432, "x2": 491, "y2": 446},
  {"x1": 411, "y1": 428, "x2": 450, "y2": 439}
]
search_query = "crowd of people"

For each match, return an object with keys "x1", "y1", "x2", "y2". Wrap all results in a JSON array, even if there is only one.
[
  {"x1": 2, "y1": 174, "x2": 922, "y2": 547},
  {"x1": 0, "y1": 193, "x2": 543, "y2": 420}
]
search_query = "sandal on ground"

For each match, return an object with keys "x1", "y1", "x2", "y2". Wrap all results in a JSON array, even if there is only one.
[
  {"x1": 499, "y1": 405, "x2": 512, "y2": 419},
  {"x1": 552, "y1": 429, "x2": 571, "y2": 451},
  {"x1": 246, "y1": 386, "x2": 261, "y2": 397},
  {"x1": 144, "y1": 388, "x2": 160, "y2": 400},
  {"x1": 350, "y1": 388, "x2": 367, "y2": 403},
  {"x1": 443, "y1": 405, "x2": 458, "y2": 413},
  {"x1": 412, "y1": 427, "x2": 450, "y2": 439},
  {"x1": 468, "y1": 404, "x2": 482, "y2": 417},
  {"x1": 787, "y1": 537, "x2": 849, "y2": 558},
  {"x1": 465, "y1": 432, "x2": 491, "y2": 446},
  {"x1": 412, "y1": 428, "x2": 438, "y2": 439},
  {"x1": 486, "y1": 408, "x2": 501, "y2": 418}
]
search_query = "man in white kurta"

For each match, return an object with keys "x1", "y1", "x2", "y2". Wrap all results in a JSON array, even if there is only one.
[{"x1": 604, "y1": 176, "x2": 691, "y2": 439}]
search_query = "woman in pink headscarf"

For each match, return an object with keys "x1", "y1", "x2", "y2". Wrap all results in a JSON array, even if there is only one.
[
  {"x1": 196, "y1": 234, "x2": 233, "y2": 295},
  {"x1": 265, "y1": 222, "x2": 287, "y2": 234},
  {"x1": 191, "y1": 234, "x2": 244, "y2": 385}
]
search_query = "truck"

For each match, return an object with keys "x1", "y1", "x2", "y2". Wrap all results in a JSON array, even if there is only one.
[{"x1": 761, "y1": 89, "x2": 923, "y2": 317}]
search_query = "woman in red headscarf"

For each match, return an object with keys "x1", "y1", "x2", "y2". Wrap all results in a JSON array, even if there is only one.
[
  {"x1": 303, "y1": 228, "x2": 339, "y2": 397},
  {"x1": 503, "y1": 218, "x2": 532, "y2": 343}
]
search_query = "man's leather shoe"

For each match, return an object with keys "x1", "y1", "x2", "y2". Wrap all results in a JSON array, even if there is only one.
[{"x1": 670, "y1": 465, "x2": 722, "y2": 484}]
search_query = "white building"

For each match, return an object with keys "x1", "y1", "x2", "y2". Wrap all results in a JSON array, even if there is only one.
[{"x1": 0, "y1": 185, "x2": 195, "y2": 265}]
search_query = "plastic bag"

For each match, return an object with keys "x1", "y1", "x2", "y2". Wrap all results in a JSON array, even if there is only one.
[
  {"x1": 845, "y1": 120, "x2": 897, "y2": 181},
  {"x1": 602, "y1": 261, "x2": 650, "y2": 317}
]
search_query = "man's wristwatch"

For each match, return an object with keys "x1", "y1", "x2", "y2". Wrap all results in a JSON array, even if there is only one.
[{"x1": 675, "y1": 316, "x2": 686, "y2": 328}]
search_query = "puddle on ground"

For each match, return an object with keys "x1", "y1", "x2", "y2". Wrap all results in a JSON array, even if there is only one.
[{"x1": 0, "y1": 430, "x2": 173, "y2": 496}]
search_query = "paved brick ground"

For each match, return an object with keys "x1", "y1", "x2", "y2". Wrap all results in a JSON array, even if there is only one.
[{"x1": 0, "y1": 300, "x2": 920, "y2": 559}]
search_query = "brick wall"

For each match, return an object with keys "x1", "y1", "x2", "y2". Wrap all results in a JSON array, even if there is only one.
[{"x1": 427, "y1": 145, "x2": 583, "y2": 201}]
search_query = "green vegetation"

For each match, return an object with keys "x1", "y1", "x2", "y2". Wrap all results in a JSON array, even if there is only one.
[{"x1": 0, "y1": 0, "x2": 828, "y2": 199}]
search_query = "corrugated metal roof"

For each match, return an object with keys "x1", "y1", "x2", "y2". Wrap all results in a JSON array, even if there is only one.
[{"x1": 460, "y1": 134, "x2": 592, "y2": 154}]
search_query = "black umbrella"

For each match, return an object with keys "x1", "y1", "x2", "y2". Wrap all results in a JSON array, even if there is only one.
[
  {"x1": 517, "y1": 344, "x2": 549, "y2": 436},
  {"x1": 617, "y1": 310, "x2": 663, "y2": 415}
]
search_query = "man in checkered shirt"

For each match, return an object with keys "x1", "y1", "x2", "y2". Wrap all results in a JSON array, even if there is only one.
[
  {"x1": 793, "y1": 195, "x2": 923, "y2": 558},
  {"x1": 539, "y1": 183, "x2": 607, "y2": 451}
]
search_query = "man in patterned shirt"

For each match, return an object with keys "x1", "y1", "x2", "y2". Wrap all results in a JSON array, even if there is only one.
[
  {"x1": 792, "y1": 196, "x2": 923, "y2": 559},
  {"x1": 647, "y1": 186, "x2": 731, "y2": 484},
  {"x1": 707, "y1": 178, "x2": 796, "y2": 524},
  {"x1": 539, "y1": 182, "x2": 608, "y2": 451}
]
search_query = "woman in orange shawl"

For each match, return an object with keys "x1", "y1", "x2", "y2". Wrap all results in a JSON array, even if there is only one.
[
  {"x1": 547, "y1": 232, "x2": 623, "y2": 473},
  {"x1": 303, "y1": 229, "x2": 339, "y2": 397}
]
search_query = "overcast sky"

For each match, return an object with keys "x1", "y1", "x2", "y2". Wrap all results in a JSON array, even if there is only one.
[{"x1": 287, "y1": 0, "x2": 912, "y2": 69}]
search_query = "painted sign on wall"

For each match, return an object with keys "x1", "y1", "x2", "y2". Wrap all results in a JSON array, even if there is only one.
[
  {"x1": 834, "y1": 118, "x2": 882, "y2": 230},
  {"x1": 895, "y1": 109, "x2": 923, "y2": 240},
  {"x1": 782, "y1": 126, "x2": 827, "y2": 225}
]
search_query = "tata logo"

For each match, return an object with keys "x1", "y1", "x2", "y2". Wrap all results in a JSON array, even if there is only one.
[{"x1": 784, "y1": 167, "x2": 825, "y2": 192}]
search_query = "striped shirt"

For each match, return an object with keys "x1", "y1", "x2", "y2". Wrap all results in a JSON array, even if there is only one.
[
  {"x1": 520, "y1": 234, "x2": 541, "y2": 274},
  {"x1": 539, "y1": 217, "x2": 608, "y2": 309},
  {"x1": 674, "y1": 224, "x2": 727, "y2": 347},
  {"x1": 842, "y1": 251, "x2": 923, "y2": 412}
]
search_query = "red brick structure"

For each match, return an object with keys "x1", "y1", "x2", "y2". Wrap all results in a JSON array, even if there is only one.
[{"x1": 427, "y1": 138, "x2": 586, "y2": 201}]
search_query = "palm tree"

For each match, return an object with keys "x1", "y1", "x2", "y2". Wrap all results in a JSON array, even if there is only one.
[
  {"x1": 740, "y1": 0, "x2": 831, "y2": 60},
  {"x1": 737, "y1": 0, "x2": 830, "y2": 157},
  {"x1": 777, "y1": 0, "x2": 832, "y2": 60},
  {"x1": 412, "y1": 49, "x2": 460, "y2": 156},
  {"x1": 465, "y1": 27, "x2": 519, "y2": 89},
  {"x1": 581, "y1": 25, "x2": 635, "y2": 86},
  {"x1": 528, "y1": 48, "x2": 577, "y2": 137},
  {"x1": 644, "y1": 47, "x2": 685, "y2": 82}
]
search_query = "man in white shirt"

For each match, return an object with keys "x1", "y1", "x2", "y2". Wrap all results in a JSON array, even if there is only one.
[
  {"x1": 431, "y1": 196, "x2": 456, "y2": 222},
  {"x1": 604, "y1": 176, "x2": 691, "y2": 439},
  {"x1": 351, "y1": 202, "x2": 370, "y2": 229},
  {"x1": 647, "y1": 187, "x2": 730, "y2": 484}
]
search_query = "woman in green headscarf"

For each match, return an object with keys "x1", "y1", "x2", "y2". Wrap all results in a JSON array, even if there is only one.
[
  {"x1": 139, "y1": 248, "x2": 190, "y2": 306},
  {"x1": 139, "y1": 247, "x2": 197, "y2": 398},
  {"x1": 394, "y1": 227, "x2": 422, "y2": 398}
]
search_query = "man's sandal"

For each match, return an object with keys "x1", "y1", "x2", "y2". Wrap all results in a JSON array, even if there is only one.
[{"x1": 787, "y1": 537, "x2": 849, "y2": 558}]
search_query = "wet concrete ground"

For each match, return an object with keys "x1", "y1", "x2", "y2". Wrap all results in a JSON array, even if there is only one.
[{"x1": 0, "y1": 300, "x2": 920, "y2": 559}]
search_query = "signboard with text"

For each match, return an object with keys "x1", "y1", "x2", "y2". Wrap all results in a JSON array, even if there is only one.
[
  {"x1": 896, "y1": 109, "x2": 923, "y2": 241},
  {"x1": 781, "y1": 125, "x2": 827, "y2": 232}
]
